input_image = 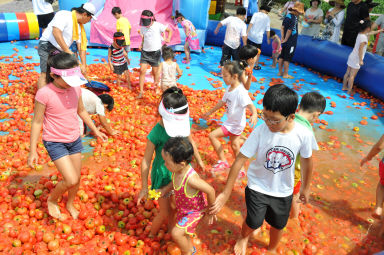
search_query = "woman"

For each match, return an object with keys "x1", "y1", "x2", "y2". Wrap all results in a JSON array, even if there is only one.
[
  {"x1": 36, "y1": 2, "x2": 96, "y2": 89},
  {"x1": 301, "y1": 0, "x2": 324, "y2": 37},
  {"x1": 324, "y1": 0, "x2": 345, "y2": 43}
]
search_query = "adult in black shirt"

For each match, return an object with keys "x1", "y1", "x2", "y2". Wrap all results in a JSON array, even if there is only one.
[{"x1": 341, "y1": 0, "x2": 369, "y2": 47}]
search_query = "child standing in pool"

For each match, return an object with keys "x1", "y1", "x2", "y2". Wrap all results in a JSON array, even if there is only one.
[
  {"x1": 270, "y1": 31, "x2": 282, "y2": 68},
  {"x1": 175, "y1": 11, "x2": 200, "y2": 64},
  {"x1": 159, "y1": 45, "x2": 183, "y2": 91}
]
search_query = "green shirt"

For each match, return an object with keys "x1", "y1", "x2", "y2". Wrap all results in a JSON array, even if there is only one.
[{"x1": 294, "y1": 114, "x2": 313, "y2": 185}]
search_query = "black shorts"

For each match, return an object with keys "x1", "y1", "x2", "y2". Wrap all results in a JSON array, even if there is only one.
[
  {"x1": 113, "y1": 62, "x2": 128, "y2": 75},
  {"x1": 37, "y1": 12, "x2": 55, "y2": 29},
  {"x1": 245, "y1": 186, "x2": 292, "y2": 230},
  {"x1": 220, "y1": 43, "x2": 240, "y2": 66},
  {"x1": 140, "y1": 50, "x2": 161, "y2": 67},
  {"x1": 247, "y1": 39, "x2": 262, "y2": 50},
  {"x1": 279, "y1": 42, "x2": 297, "y2": 62}
]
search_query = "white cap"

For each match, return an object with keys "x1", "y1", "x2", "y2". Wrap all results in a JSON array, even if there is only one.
[
  {"x1": 158, "y1": 100, "x2": 190, "y2": 137},
  {"x1": 50, "y1": 66, "x2": 87, "y2": 87},
  {"x1": 82, "y1": 2, "x2": 97, "y2": 19}
]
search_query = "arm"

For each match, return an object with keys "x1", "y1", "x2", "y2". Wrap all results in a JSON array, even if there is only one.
[
  {"x1": 246, "y1": 23, "x2": 253, "y2": 37},
  {"x1": 280, "y1": 25, "x2": 285, "y2": 43},
  {"x1": 175, "y1": 63, "x2": 183, "y2": 78},
  {"x1": 201, "y1": 100, "x2": 226, "y2": 119},
  {"x1": 79, "y1": 50, "x2": 87, "y2": 75},
  {"x1": 267, "y1": 31, "x2": 270, "y2": 44},
  {"x1": 159, "y1": 182, "x2": 173, "y2": 196},
  {"x1": 188, "y1": 135, "x2": 205, "y2": 170},
  {"x1": 299, "y1": 156, "x2": 313, "y2": 204},
  {"x1": 98, "y1": 115, "x2": 118, "y2": 136},
  {"x1": 137, "y1": 140, "x2": 156, "y2": 205},
  {"x1": 138, "y1": 30, "x2": 144, "y2": 51},
  {"x1": 52, "y1": 27, "x2": 72, "y2": 54},
  {"x1": 164, "y1": 27, "x2": 173, "y2": 43},
  {"x1": 185, "y1": 25, "x2": 191, "y2": 37},
  {"x1": 358, "y1": 41, "x2": 367, "y2": 66},
  {"x1": 282, "y1": 29, "x2": 292, "y2": 44},
  {"x1": 77, "y1": 96, "x2": 107, "y2": 141},
  {"x1": 27, "y1": 101, "x2": 45, "y2": 168},
  {"x1": 107, "y1": 48, "x2": 113, "y2": 70},
  {"x1": 242, "y1": 35, "x2": 247, "y2": 46},
  {"x1": 361, "y1": 135, "x2": 384, "y2": 166},
  {"x1": 246, "y1": 103, "x2": 258, "y2": 128},
  {"x1": 332, "y1": 11, "x2": 344, "y2": 27},
  {"x1": 214, "y1": 23, "x2": 223, "y2": 35},
  {"x1": 243, "y1": 72, "x2": 252, "y2": 91}
]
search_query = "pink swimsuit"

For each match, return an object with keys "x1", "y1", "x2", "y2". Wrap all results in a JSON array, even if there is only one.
[
  {"x1": 181, "y1": 20, "x2": 200, "y2": 50},
  {"x1": 272, "y1": 40, "x2": 282, "y2": 54},
  {"x1": 173, "y1": 166, "x2": 207, "y2": 235}
]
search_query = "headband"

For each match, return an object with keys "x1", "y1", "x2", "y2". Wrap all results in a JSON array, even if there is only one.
[
  {"x1": 165, "y1": 102, "x2": 189, "y2": 113},
  {"x1": 114, "y1": 36, "x2": 125, "y2": 40},
  {"x1": 141, "y1": 15, "x2": 153, "y2": 19},
  {"x1": 50, "y1": 66, "x2": 81, "y2": 76}
]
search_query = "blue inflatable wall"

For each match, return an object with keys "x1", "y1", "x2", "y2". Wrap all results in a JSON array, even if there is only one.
[{"x1": 206, "y1": 20, "x2": 384, "y2": 101}]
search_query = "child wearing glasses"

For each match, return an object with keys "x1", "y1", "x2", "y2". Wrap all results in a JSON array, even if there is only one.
[{"x1": 209, "y1": 84, "x2": 317, "y2": 254}]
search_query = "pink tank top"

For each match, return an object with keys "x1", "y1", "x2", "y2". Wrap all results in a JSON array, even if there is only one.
[
  {"x1": 173, "y1": 167, "x2": 206, "y2": 215},
  {"x1": 181, "y1": 20, "x2": 197, "y2": 38}
]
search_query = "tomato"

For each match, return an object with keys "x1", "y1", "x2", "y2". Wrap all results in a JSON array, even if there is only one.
[
  {"x1": 85, "y1": 217, "x2": 95, "y2": 229},
  {"x1": 47, "y1": 239, "x2": 59, "y2": 251},
  {"x1": 18, "y1": 231, "x2": 30, "y2": 243},
  {"x1": 42, "y1": 232, "x2": 54, "y2": 243},
  {"x1": 12, "y1": 239, "x2": 22, "y2": 247},
  {"x1": 167, "y1": 243, "x2": 181, "y2": 255}
]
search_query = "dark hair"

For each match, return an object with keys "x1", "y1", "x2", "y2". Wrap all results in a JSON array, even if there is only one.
[
  {"x1": 161, "y1": 87, "x2": 188, "y2": 114},
  {"x1": 260, "y1": 5, "x2": 271, "y2": 12},
  {"x1": 263, "y1": 84, "x2": 298, "y2": 117},
  {"x1": 142, "y1": 10, "x2": 155, "y2": 19},
  {"x1": 223, "y1": 60, "x2": 247, "y2": 81},
  {"x1": 270, "y1": 30, "x2": 276, "y2": 37},
  {"x1": 239, "y1": 45, "x2": 259, "y2": 61},
  {"x1": 162, "y1": 45, "x2": 175, "y2": 61},
  {"x1": 175, "y1": 10, "x2": 184, "y2": 20},
  {"x1": 163, "y1": 137, "x2": 194, "y2": 164},
  {"x1": 46, "y1": 52, "x2": 79, "y2": 84},
  {"x1": 111, "y1": 7, "x2": 122, "y2": 15},
  {"x1": 310, "y1": 0, "x2": 321, "y2": 6},
  {"x1": 113, "y1": 31, "x2": 124, "y2": 38},
  {"x1": 72, "y1": 4, "x2": 92, "y2": 16},
  {"x1": 98, "y1": 94, "x2": 114, "y2": 112},
  {"x1": 358, "y1": 19, "x2": 372, "y2": 32},
  {"x1": 236, "y1": 7, "x2": 247, "y2": 15},
  {"x1": 299, "y1": 92, "x2": 326, "y2": 113}
]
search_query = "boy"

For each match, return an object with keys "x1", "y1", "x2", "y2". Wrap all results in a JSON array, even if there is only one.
[
  {"x1": 278, "y1": 2, "x2": 304, "y2": 79},
  {"x1": 246, "y1": 5, "x2": 271, "y2": 70},
  {"x1": 108, "y1": 32, "x2": 131, "y2": 88},
  {"x1": 214, "y1": 7, "x2": 247, "y2": 66},
  {"x1": 291, "y1": 92, "x2": 325, "y2": 219},
  {"x1": 210, "y1": 84, "x2": 317, "y2": 254},
  {"x1": 112, "y1": 7, "x2": 132, "y2": 55}
]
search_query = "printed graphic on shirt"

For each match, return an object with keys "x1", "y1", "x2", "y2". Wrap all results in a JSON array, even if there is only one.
[{"x1": 264, "y1": 146, "x2": 295, "y2": 174}]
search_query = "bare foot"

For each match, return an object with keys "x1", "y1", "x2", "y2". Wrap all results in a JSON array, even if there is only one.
[
  {"x1": 136, "y1": 92, "x2": 143, "y2": 99},
  {"x1": 234, "y1": 237, "x2": 248, "y2": 255},
  {"x1": 66, "y1": 203, "x2": 79, "y2": 219},
  {"x1": 47, "y1": 199, "x2": 61, "y2": 219},
  {"x1": 277, "y1": 72, "x2": 282, "y2": 76},
  {"x1": 283, "y1": 75, "x2": 294, "y2": 79},
  {"x1": 341, "y1": 87, "x2": 348, "y2": 91},
  {"x1": 372, "y1": 207, "x2": 382, "y2": 219}
]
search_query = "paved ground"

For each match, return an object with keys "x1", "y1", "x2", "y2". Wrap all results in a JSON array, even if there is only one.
[{"x1": 0, "y1": 0, "x2": 58, "y2": 13}]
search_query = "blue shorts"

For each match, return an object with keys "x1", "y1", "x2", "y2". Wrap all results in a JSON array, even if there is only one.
[{"x1": 43, "y1": 137, "x2": 83, "y2": 161}]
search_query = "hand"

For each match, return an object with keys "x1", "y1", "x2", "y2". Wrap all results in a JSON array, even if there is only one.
[
  {"x1": 95, "y1": 130, "x2": 108, "y2": 142},
  {"x1": 298, "y1": 188, "x2": 310, "y2": 204},
  {"x1": 281, "y1": 38, "x2": 287, "y2": 44},
  {"x1": 360, "y1": 60, "x2": 364, "y2": 66},
  {"x1": 80, "y1": 64, "x2": 87, "y2": 75},
  {"x1": 214, "y1": 29, "x2": 219, "y2": 35},
  {"x1": 64, "y1": 49, "x2": 74, "y2": 55},
  {"x1": 138, "y1": 45, "x2": 142, "y2": 51},
  {"x1": 197, "y1": 159, "x2": 205, "y2": 171},
  {"x1": 267, "y1": 39, "x2": 270, "y2": 45},
  {"x1": 360, "y1": 156, "x2": 370, "y2": 167},
  {"x1": 249, "y1": 113, "x2": 258, "y2": 128},
  {"x1": 137, "y1": 188, "x2": 148, "y2": 205},
  {"x1": 110, "y1": 129, "x2": 120, "y2": 136},
  {"x1": 209, "y1": 192, "x2": 230, "y2": 215},
  {"x1": 109, "y1": 64, "x2": 113, "y2": 71},
  {"x1": 201, "y1": 112, "x2": 210, "y2": 120},
  {"x1": 27, "y1": 151, "x2": 38, "y2": 168},
  {"x1": 127, "y1": 58, "x2": 131, "y2": 65},
  {"x1": 206, "y1": 214, "x2": 217, "y2": 225}
]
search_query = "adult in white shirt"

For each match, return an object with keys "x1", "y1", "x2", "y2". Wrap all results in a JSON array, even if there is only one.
[
  {"x1": 36, "y1": 3, "x2": 96, "y2": 89},
  {"x1": 246, "y1": 5, "x2": 271, "y2": 70},
  {"x1": 31, "y1": 0, "x2": 54, "y2": 32},
  {"x1": 80, "y1": 88, "x2": 118, "y2": 136},
  {"x1": 214, "y1": 7, "x2": 247, "y2": 66}
]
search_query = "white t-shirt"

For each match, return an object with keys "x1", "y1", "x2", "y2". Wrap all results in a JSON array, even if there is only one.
[
  {"x1": 222, "y1": 84, "x2": 252, "y2": 135},
  {"x1": 32, "y1": 0, "x2": 53, "y2": 15},
  {"x1": 347, "y1": 33, "x2": 368, "y2": 69},
  {"x1": 220, "y1": 16, "x2": 247, "y2": 49},
  {"x1": 40, "y1": 10, "x2": 80, "y2": 50},
  {"x1": 248, "y1": 12, "x2": 271, "y2": 44},
  {"x1": 140, "y1": 22, "x2": 167, "y2": 52},
  {"x1": 240, "y1": 122, "x2": 318, "y2": 197},
  {"x1": 81, "y1": 88, "x2": 105, "y2": 116}
]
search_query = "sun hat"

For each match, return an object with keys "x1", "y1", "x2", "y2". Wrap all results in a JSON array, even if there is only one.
[
  {"x1": 289, "y1": 2, "x2": 305, "y2": 15},
  {"x1": 140, "y1": 15, "x2": 154, "y2": 27},
  {"x1": 50, "y1": 66, "x2": 87, "y2": 87},
  {"x1": 329, "y1": 0, "x2": 346, "y2": 8},
  {"x1": 82, "y1": 2, "x2": 97, "y2": 20},
  {"x1": 158, "y1": 99, "x2": 190, "y2": 137}
]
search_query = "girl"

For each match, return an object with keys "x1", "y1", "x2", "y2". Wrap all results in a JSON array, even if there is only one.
[
  {"x1": 138, "y1": 10, "x2": 173, "y2": 98},
  {"x1": 161, "y1": 137, "x2": 215, "y2": 255},
  {"x1": 239, "y1": 44, "x2": 260, "y2": 90},
  {"x1": 137, "y1": 87, "x2": 205, "y2": 238},
  {"x1": 202, "y1": 61, "x2": 257, "y2": 172},
  {"x1": 270, "y1": 30, "x2": 282, "y2": 68},
  {"x1": 159, "y1": 45, "x2": 183, "y2": 91},
  {"x1": 27, "y1": 52, "x2": 107, "y2": 220},
  {"x1": 175, "y1": 11, "x2": 200, "y2": 64},
  {"x1": 342, "y1": 20, "x2": 382, "y2": 95}
]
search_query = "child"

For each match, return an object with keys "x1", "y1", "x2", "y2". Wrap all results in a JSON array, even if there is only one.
[
  {"x1": 290, "y1": 92, "x2": 325, "y2": 219},
  {"x1": 214, "y1": 7, "x2": 247, "y2": 66},
  {"x1": 137, "y1": 87, "x2": 205, "y2": 238},
  {"x1": 239, "y1": 44, "x2": 260, "y2": 90},
  {"x1": 278, "y1": 2, "x2": 304, "y2": 79},
  {"x1": 138, "y1": 10, "x2": 173, "y2": 98},
  {"x1": 108, "y1": 32, "x2": 131, "y2": 88},
  {"x1": 159, "y1": 45, "x2": 183, "y2": 91},
  {"x1": 202, "y1": 60, "x2": 257, "y2": 173},
  {"x1": 342, "y1": 20, "x2": 382, "y2": 95},
  {"x1": 111, "y1": 6, "x2": 131, "y2": 54},
  {"x1": 175, "y1": 10, "x2": 200, "y2": 64},
  {"x1": 210, "y1": 84, "x2": 317, "y2": 254},
  {"x1": 270, "y1": 30, "x2": 282, "y2": 68},
  {"x1": 360, "y1": 134, "x2": 384, "y2": 221},
  {"x1": 161, "y1": 137, "x2": 216, "y2": 255},
  {"x1": 27, "y1": 52, "x2": 107, "y2": 220},
  {"x1": 246, "y1": 5, "x2": 271, "y2": 70}
]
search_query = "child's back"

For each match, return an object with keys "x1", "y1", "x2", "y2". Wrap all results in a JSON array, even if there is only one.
[
  {"x1": 222, "y1": 16, "x2": 247, "y2": 50},
  {"x1": 161, "y1": 61, "x2": 177, "y2": 87}
]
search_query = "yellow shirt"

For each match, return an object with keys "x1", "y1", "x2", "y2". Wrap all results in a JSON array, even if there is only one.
[{"x1": 116, "y1": 16, "x2": 131, "y2": 45}]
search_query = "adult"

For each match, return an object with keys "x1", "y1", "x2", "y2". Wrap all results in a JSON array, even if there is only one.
[
  {"x1": 372, "y1": 14, "x2": 384, "y2": 56},
  {"x1": 246, "y1": 5, "x2": 271, "y2": 70},
  {"x1": 37, "y1": 3, "x2": 96, "y2": 89},
  {"x1": 301, "y1": 0, "x2": 324, "y2": 36},
  {"x1": 323, "y1": 0, "x2": 345, "y2": 43},
  {"x1": 341, "y1": 0, "x2": 369, "y2": 47},
  {"x1": 80, "y1": 88, "x2": 118, "y2": 136},
  {"x1": 31, "y1": 0, "x2": 54, "y2": 33},
  {"x1": 243, "y1": 0, "x2": 259, "y2": 24}
]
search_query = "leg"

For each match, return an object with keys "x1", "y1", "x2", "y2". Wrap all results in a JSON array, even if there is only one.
[
  {"x1": 229, "y1": 135, "x2": 242, "y2": 158},
  {"x1": 208, "y1": 128, "x2": 227, "y2": 162},
  {"x1": 184, "y1": 42, "x2": 191, "y2": 62},
  {"x1": 277, "y1": 58, "x2": 284, "y2": 76},
  {"x1": 374, "y1": 182, "x2": 384, "y2": 218},
  {"x1": 347, "y1": 68, "x2": 359, "y2": 95},
  {"x1": 171, "y1": 226, "x2": 193, "y2": 255},
  {"x1": 152, "y1": 66, "x2": 160, "y2": 87},
  {"x1": 282, "y1": 61, "x2": 290, "y2": 77},
  {"x1": 268, "y1": 227, "x2": 284, "y2": 252},
  {"x1": 138, "y1": 63, "x2": 148, "y2": 98},
  {"x1": 150, "y1": 196, "x2": 171, "y2": 236},
  {"x1": 116, "y1": 75, "x2": 122, "y2": 87},
  {"x1": 342, "y1": 67, "x2": 351, "y2": 90},
  {"x1": 124, "y1": 70, "x2": 132, "y2": 89},
  {"x1": 234, "y1": 220, "x2": 254, "y2": 255},
  {"x1": 66, "y1": 153, "x2": 82, "y2": 219},
  {"x1": 37, "y1": 72, "x2": 47, "y2": 90},
  {"x1": 289, "y1": 194, "x2": 300, "y2": 219}
]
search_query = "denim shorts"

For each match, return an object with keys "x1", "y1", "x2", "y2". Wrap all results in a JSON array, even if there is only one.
[{"x1": 43, "y1": 137, "x2": 83, "y2": 161}]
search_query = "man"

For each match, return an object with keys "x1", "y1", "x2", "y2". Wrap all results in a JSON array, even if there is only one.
[{"x1": 341, "y1": 0, "x2": 369, "y2": 47}]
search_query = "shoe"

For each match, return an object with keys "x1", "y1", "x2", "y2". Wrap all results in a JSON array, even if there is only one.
[
  {"x1": 212, "y1": 160, "x2": 230, "y2": 172},
  {"x1": 254, "y1": 65, "x2": 261, "y2": 70}
]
